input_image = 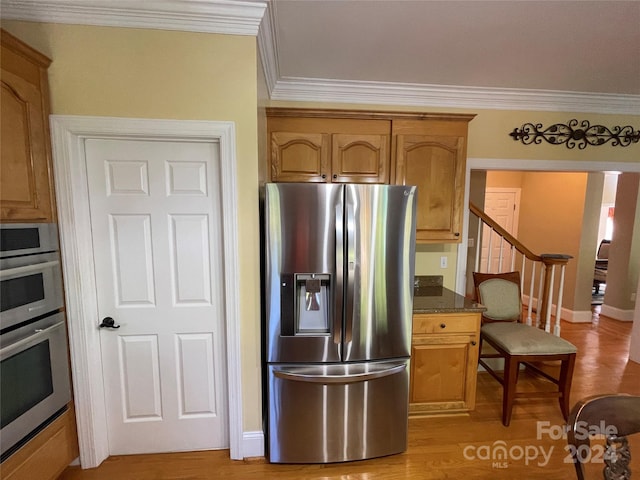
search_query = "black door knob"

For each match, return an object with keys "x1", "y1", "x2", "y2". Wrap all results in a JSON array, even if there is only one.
[{"x1": 99, "y1": 317, "x2": 120, "y2": 329}]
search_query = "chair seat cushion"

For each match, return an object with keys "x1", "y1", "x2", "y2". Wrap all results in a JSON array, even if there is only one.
[{"x1": 481, "y1": 322, "x2": 577, "y2": 355}]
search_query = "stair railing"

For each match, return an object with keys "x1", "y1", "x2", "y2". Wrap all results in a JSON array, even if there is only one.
[{"x1": 469, "y1": 202, "x2": 572, "y2": 336}]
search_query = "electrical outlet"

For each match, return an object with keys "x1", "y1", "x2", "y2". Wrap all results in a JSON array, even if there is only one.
[
  {"x1": 468, "y1": 238, "x2": 475, "y2": 248},
  {"x1": 440, "y1": 256, "x2": 448, "y2": 269},
  {"x1": 631, "y1": 293, "x2": 637, "y2": 302}
]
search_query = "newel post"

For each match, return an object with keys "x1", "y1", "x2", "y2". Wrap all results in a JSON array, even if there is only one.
[{"x1": 539, "y1": 254, "x2": 573, "y2": 334}]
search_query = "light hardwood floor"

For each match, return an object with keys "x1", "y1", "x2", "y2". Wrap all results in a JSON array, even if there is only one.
[{"x1": 60, "y1": 313, "x2": 640, "y2": 480}]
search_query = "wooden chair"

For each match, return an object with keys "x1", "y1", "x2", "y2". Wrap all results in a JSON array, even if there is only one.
[
  {"x1": 567, "y1": 394, "x2": 640, "y2": 480},
  {"x1": 473, "y1": 271, "x2": 577, "y2": 426}
]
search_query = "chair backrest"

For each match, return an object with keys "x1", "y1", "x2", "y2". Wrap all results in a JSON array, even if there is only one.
[
  {"x1": 472, "y1": 271, "x2": 522, "y2": 323},
  {"x1": 596, "y1": 239, "x2": 611, "y2": 260},
  {"x1": 567, "y1": 394, "x2": 640, "y2": 480}
]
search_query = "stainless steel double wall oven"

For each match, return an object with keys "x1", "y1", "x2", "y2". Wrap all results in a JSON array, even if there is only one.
[{"x1": 0, "y1": 223, "x2": 71, "y2": 460}]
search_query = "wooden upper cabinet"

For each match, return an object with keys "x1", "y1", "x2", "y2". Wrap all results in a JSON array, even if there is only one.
[
  {"x1": 270, "y1": 131, "x2": 330, "y2": 182},
  {"x1": 267, "y1": 109, "x2": 391, "y2": 184},
  {"x1": 331, "y1": 133, "x2": 389, "y2": 183},
  {"x1": 393, "y1": 117, "x2": 474, "y2": 243},
  {"x1": 1, "y1": 30, "x2": 55, "y2": 222},
  {"x1": 265, "y1": 108, "x2": 475, "y2": 243}
]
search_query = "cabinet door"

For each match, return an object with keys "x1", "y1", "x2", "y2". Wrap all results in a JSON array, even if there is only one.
[
  {"x1": 266, "y1": 112, "x2": 392, "y2": 184},
  {"x1": 410, "y1": 333, "x2": 479, "y2": 414},
  {"x1": 394, "y1": 134, "x2": 465, "y2": 242},
  {"x1": 269, "y1": 131, "x2": 330, "y2": 182},
  {"x1": 1, "y1": 33, "x2": 54, "y2": 222},
  {"x1": 331, "y1": 133, "x2": 389, "y2": 183}
]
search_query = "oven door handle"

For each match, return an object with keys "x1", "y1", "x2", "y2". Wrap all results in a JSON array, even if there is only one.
[
  {"x1": 0, "y1": 260, "x2": 59, "y2": 278},
  {"x1": 0, "y1": 320, "x2": 65, "y2": 358}
]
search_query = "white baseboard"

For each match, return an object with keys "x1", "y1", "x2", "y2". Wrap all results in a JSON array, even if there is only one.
[
  {"x1": 242, "y1": 430, "x2": 265, "y2": 459},
  {"x1": 562, "y1": 310, "x2": 594, "y2": 323},
  {"x1": 600, "y1": 304, "x2": 635, "y2": 322},
  {"x1": 521, "y1": 295, "x2": 594, "y2": 327}
]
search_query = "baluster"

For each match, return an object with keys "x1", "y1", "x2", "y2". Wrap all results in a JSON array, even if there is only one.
[
  {"x1": 486, "y1": 228, "x2": 494, "y2": 273},
  {"x1": 527, "y1": 261, "x2": 535, "y2": 326},
  {"x1": 544, "y1": 264, "x2": 556, "y2": 333},
  {"x1": 510, "y1": 244, "x2": 516, "y2": 271},
  {"x1": 498, "y1": 236, "x2": 505, "y2": 272},
  {"x1": 474, "y1": 216, "x2": 482, "y2": 273},
  {"x1": 554, "y1": 263, "x2": 567, "y2": 336},
  {"x1": 536, "y1": 265, "x2": 545, "y2": 328}
]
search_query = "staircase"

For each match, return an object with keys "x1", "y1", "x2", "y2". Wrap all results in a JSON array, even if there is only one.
[{"x1": 469, "y1": 202, "x2": 572, "y2": 336}]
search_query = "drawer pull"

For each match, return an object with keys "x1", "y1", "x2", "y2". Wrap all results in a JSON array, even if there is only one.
[
  {"x1": 471, "y1": 340, "x2": 477, "y2": 346},
  {"x1": 440, "y1": 323, "x2": 446, "y2": 329}
]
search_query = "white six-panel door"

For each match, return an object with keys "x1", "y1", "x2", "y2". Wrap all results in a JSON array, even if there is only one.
[
  {"x1": 84, "y1": 138, "x2": 228, "y2": 455},
  {"x1": 480, "y1": 188, "x2": 521, "y2": 273}
]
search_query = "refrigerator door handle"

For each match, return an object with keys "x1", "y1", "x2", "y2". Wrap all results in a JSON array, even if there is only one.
[
  {"x1": 272, "y1": 362, "x2": 406, "y2": 384},
  {"x1": 344, "y1": 196, "x2": 356, "y2": 344},
  {"x1": 334, "y1": 204, "x2": 344, "y2": 346}
]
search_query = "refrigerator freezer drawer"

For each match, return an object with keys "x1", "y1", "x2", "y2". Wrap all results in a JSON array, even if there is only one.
[{"x1": 267, "y1": 359, "x2": 410, "y2": 463}]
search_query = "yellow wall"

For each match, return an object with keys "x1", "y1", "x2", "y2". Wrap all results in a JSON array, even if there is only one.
[
  {"x1": 487, "y1": 171, "x2": 590, "y2": 311},
  {"x1": 520, "y1": 172, "x2": 589, "y2": 311},
  {"x1": 268, "y1": 100, "x2": 640, "y2": 287},
  {"x1": 486, "y1": 171, "x2": 524, "y2": 188},
  {"x1": 268, "y1": 100, "x2": 640, "y2": 163},
  {"x1": 4, "y1": 20, "x2": 639, "y2": 441},
  {"x1": 607, "y1": 173, "x2": 640, "y2": 311},
  {"x1": 1, "y1": 21, "x2": 263, "y2": 432},
  {"x1": 467, "y1": 110, "x2": 640, "y2": 162}
]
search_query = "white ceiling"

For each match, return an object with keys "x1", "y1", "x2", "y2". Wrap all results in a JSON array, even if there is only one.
[
  {"x1": 261, "y1": 0, "x2": 640, "y2": 112},
  {"x1": 270, "y1": 0, "x2": 640, "y2": 95},
  {"x1": 2, "y1": 0, "x2": 639, "y2": 113}
]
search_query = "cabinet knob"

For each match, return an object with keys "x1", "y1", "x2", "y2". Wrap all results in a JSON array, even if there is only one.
[
  {"x1": 471, "y1": 340, "x2": 477, "y2": 346},
  {"x1": 321, "y1": 174, "x2": 326, "y2": 179},
  {"x1": 440, "y1": 323, "x2": 446, "y2": 329},
  {"x1": 454, "y1": 232, "x2": 460, "y2": 237},
  {"x1": 333, "y1": 174, "x2": 337, "y2": 179}
]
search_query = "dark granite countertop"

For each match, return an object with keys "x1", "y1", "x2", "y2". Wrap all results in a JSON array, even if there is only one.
[{"x1": 412, "y1": 285, "x2": 486, "y2": 314}]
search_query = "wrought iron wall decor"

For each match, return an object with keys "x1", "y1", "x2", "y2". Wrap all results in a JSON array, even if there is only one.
[{"x1": 509, "y1": 120, "x2": 640, "y2": 149}]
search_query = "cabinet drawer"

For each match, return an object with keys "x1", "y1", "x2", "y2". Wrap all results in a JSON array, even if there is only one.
[{"x1": 413, "y1": 313, "x2": 479, "y2": 334}]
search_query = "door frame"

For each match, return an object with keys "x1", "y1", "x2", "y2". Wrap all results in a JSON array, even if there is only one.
[
  {"x1": 456, "y1": 158, "x2": 640, "y2": 296},
  {"x1": 49, "y1": 115, "x2": 243, "y2": 468}
]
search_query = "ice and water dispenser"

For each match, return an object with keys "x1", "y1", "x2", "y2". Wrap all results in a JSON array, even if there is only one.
[{"x1": 280, "y1": 273, "x2": 331, "y2": 336}]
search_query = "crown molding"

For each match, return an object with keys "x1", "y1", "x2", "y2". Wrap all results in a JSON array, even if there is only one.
[
  {"x1": 4, "y1": 0, "x2": 638, "y2": 114},
  {"x1": 0, "y1": 0, "x2": 267, "y2": 36},
  {"x1": 256, "y1": 0, "x2": 278, "y2": 93},
  {"x1": 268, "y1": 76, "x2": 640, "y2": 115}
]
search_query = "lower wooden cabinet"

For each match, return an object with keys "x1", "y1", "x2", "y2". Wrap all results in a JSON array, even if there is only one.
[
  {"x1": 1, "y1": 405, "x2": 79, "y2": 480},
  {"x1": 409, "y1": 312, "x2": 481, "y2": 416}
]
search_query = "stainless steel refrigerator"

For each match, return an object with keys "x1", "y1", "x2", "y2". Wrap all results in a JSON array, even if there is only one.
[{"x1": 262, "y1": 183, "x2": 417, "y2": 463}]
